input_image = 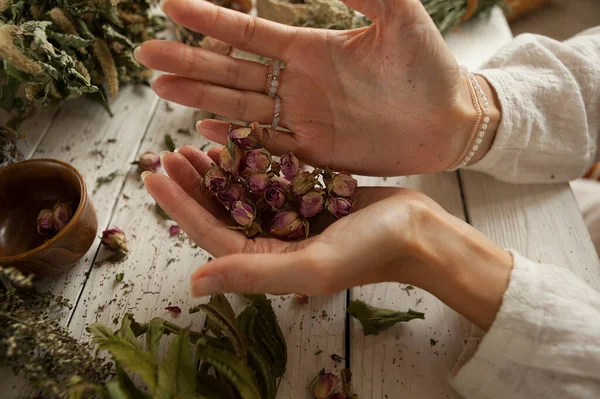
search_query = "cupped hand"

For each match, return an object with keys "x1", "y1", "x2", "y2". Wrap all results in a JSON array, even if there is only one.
[
  {"x1": 142, "y1": 146, "x2": 448, "y2": 296},
  {"x1": 135, "y1": 0, "x2": 474, "y2": 176}
]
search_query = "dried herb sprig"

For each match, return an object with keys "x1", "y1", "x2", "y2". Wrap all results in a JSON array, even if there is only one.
[{"x1": 348, "y1": 299, "x2": 425, "y2": 336}]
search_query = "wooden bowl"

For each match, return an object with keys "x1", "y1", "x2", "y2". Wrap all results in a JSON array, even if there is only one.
[{"x1": 0, "y1": 159, "x2": 98, "y2": 277}]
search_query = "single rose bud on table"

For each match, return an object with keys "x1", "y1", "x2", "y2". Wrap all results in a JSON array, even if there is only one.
[
  {"x1": 280, "y1": 152, "x2": 300, "y2": 180},
  {"x1": 37, "y1": 209, "x2": 57, "y2": 239},
  {"x1": 309, "y1": 370, "x2": 340, "y2": 399},
  {"x1": 137, "y1": 151, "x2": 161, "y2": 172},
  {"x1": 300, "y1": 190, "x2": 326, "y2": 218},
  {"x1": 270, "y1": 210, "x2": 309, "y2": 239},
  {"x1": 101, "y1": 227, "x2": 129, "y2": 252}
]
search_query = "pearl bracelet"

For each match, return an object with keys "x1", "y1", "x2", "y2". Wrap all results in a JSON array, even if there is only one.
[
  {"x1": 266, "y1": 62, "x2": 281, "y2": 98},
  {"x1": 446, "y1": 66, "x2": 490, "y2": 171}
]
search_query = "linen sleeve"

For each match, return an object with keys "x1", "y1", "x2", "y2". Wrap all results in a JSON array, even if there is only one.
[
  {"x1": 464, "y1": 27, "x2": 600, "y2": 183},
  {"x1": 449, "y1": 251, "x2": 600, "y2": 398}
]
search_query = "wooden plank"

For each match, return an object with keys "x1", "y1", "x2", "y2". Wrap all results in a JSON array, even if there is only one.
[
  {"x1": 66, "y1": 100, "x2": 347, "y2": 398},
  {"x1": 2, "y1": 85, "x2": 159, "y2": 398},
  {"x1": 350, "y1": 173, "x2": 469, "y2": 399},
  {"x1": 16, "y1": 105, "x2": 61, "y2": 160},
  {"x1": 461, "y1": 174, "x2": 600, "y2": 288}
]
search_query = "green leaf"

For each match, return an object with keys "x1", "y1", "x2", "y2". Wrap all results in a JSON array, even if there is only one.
[
  {"x1": 195, "y1": 337, "x2": 261, "y2": 399},
  {"x1": 87, "y1": 323, "x2": 158, "y2": 394},
  {"x1": 116, "y1": 366, "x2": 151, "y2": 399},
  {"x1": 191, "y1": 295, "x2": 247, "y2": 360},
  {"x1": 347, "y1": 300, "x2": 425, "y2": 336},
  {"x1": 244, "y1": 295, "x2": 287, "y2": 377},
  {"x1": 106, "y1": 380, "x2": 128, "y2": 399},
  {"x1": 156, "y1": 329, "x2": 196, "y2": 399},
  {"x1": 119, "y1": 314, "x2": 143, "y2": 350},
  {"x1": 196, "y1": 373, "x2": 237, "y2": 399},
  {"x1": 164, "y1": 134, "x2": 176, "y2": 152},
  {"x1": 48, "y1": 31, "x2": 94, "y2": 48},
  {"x1": 146, "y1": 317, "x2": 167, "y2": 361},
  {"x1": 237, "y1": 305, "x2": 258, "y2": 340},
  {"x1": 248, "y1": 345, "x2": 277, "y2": 399}
]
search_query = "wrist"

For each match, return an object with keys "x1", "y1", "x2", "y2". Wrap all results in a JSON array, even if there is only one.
[
  {"x1": 446, "y1": 73, "x2": 501, "y2": 169},
  {"x1": 407, "y1": 206, "x2": 513, "y2": 330}
]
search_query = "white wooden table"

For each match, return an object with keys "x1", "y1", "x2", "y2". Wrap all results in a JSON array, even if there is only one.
[{"x1": 5, "y1": 8, "x2": 600, "y2": 398}]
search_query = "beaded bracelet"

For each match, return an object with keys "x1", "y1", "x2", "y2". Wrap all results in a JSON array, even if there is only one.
[{"x1": 446, "y1": 66, "x2": 490, "y2": 171}]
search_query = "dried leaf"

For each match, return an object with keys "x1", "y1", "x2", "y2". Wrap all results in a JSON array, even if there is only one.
[
  {"x1": 164, "y1": 134, "x2": 176, "y2": 152},
  {"x1": 156, "y1": 329, "x2": 196, "y2": 399},
  {"x1": 146, "y1": 317, "x2": 167, "y2": 361},
  {"x1": 347, "y1": 300, "x2": 425, "y2": 336},
  {"x1": 47, "y1": 31, "x2": 94, "y2": 48},
  {"x1": 155, "y1": 203, "x2": 172, "y2": 220}
]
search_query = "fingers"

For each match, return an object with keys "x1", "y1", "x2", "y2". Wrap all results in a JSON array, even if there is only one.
[
  {"x1": 135, "y1": 40, "x2": 268, "y2": 93},
  {"x1": 160, "y1": 151, "x2": 225, "y2": 216},
  {"x1": 153, "y1": 75, "x2": 274, "y2": 123},
  {"x1": 162, "y1": 0, "x2": 297, "y2": 60},
  {"x1": 177, "y1": 145, "x2": 214, "y2": 175},
  {"x1": 190, "y1": 251, "x2": 330, "y2": 296},
  {"x1": 142, "y1": 172, "x2": 246, "y2": 256},
  {"x1": 197, "y1": 119, "x2": 298, "y2": 156}
]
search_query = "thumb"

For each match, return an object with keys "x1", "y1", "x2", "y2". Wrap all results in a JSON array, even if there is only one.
[{"x1": 190, "y1": 251, "x2": 338, "y2": 296}]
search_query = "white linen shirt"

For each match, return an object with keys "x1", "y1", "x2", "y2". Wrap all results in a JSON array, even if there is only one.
[{"x1": 450, "y1": 27, "x2": 600, "y2": 398}]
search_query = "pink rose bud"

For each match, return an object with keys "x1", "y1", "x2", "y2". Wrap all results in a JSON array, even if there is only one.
[
  {"x1": 165, "y1": 305, "x2": 182, "y2": 316},
  {"x1": 138, "y1": 151, "x2": 161, "y2": 172},
  {"x1": 204, "y1": 164, "x2": 229, "y2": 194},
  {"x1": 280, "y1": 152, "x2": 300, "y2": 180},
  {"x1": 331, "y1": 172, "x2": 357, "y2": 197},
  {"x1": 244, "y1": 148, "x2": 271, "y2": 172},
  {"x1": 295, "y1": 294, "x2": 309, "y2": 304},
  {"x1": 228, "y1": 127, "x2": 257, "y2": 149},
  {"x1": 169, "y1": 225, "x2": 181, "y2": 236},
  {"x1": 309, "y1": 370, "x2": 340, "y2": 399},
  {"x1": 37, "y1": 209, "x2": 57, "y2": 239},
  {"x1": 270, "y1": 210, "x2": 308, "y2": 239},
  {"x1": 219, "y1": 144, "x2": 243, "y2": 175},
  {"x1": 326, "y1": 197, "x2": 353, "y2": 218},
  {"x1": 101, "y1": 227, "x2": 129, "y2": 252},
  {"x1": 264, "y1": 183, "x2": 286, "y2": 209},
  {"x1": 247, "y1": 173, "x2": 270, "y2": 193},
  {"x1": 217, "y1": 184, "x2": 245, "y2": 208},
  {"x1": 52, "y1": 202, "x2": 73, "y2": 232},
  {"x1": 291, "y1": 171, "x2": 318, "y2": 197},
  {"x1": 232, "y1": 201, "x2": 255, "y2": 227},
  {"x1": 300, "y1": 191, "x2": 325, "y2": 218}
]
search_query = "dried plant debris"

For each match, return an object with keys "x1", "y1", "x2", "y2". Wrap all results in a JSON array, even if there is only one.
[
  {"x1": 348, "y1": 299, "x2": 425, "y2": 336},
  {"x1": 0, "y1": 0, "x2": 165, "y2": 127},
  {"x1": 0, "y1": 126, "x2": 22, "y2": 167}
]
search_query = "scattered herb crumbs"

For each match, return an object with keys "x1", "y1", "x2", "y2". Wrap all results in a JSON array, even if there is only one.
[
  {"x1": 95, "y1": 171, "x2": 118, "y2": 191},
  {"x1": 165, "y1": 102, "x2": 174, "y2": 112},
  {"x1": 95, "y1": 251, "x2": 128, "y2": 266},
  {"x1": 177, "y1": 128, "x2": 192, "y2": 135},
  {"x1": 155, "y1": 203, "x2": 172, "y2": 220},
  {"x1": 416, "y1": 298, "x2": 423, "y2": 305},
  {"x1": 164, "y1": 134, "x2": 176, "y2": 151},
  {"x1": 430, "y1": 339, "x2": 438, "y2": 346},
  {"x1": 115, "y1": 273, "x2": 124, "y2": 282},
  {"x1": 112, "y1": 317, "x2": 119, "y2": 325},
  {"x1": 321, "y1": 310, "x2": 328, "y2": 318},
  {"x1": 89, "y1": 149, "x2": 105, "y2": 159},
  {"x1": 107, "y1": 139, "x2": 117, "y2": 143},
  {"x1": 315, "y1": 350, "x2": 323, "y2": 355},
  {"x1": 166, "y1": 258, "x2": 177, "y2": 267},
  {"x1": 200, "y1": 143, "x2": 210, "y2": 151},
  {"x1": 331, "y1": 354, "x2": 344, "y2": 364},
  {"x1": 123, "y1": 194, "x2": 130, "y2": 200},
  {"x1": 401, "y1": 285, "x2": 415, "y2": 296}
]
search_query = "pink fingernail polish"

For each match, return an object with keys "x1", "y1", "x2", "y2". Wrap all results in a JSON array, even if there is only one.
[{"x1": 191, "y1": 275, "x2": 224, "y2": 297}]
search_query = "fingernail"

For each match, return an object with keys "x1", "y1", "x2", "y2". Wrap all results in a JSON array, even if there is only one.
[
  {"x1": 195, "y1": 120, "x2": 203, "y2": 131},
  {"x1": 133, "y1": 45, "x2": 142, "y2": 62},
  {"x1": 174, "y1": 146, "x2": 181, "y2": 153},
  {"x1": 159, "y1": 150, "x2": 170, "y2": 162},
  {"x1": 141, "y1": 171, "x2": 152, "y2": 183},
  {"x1": 191, "y1": 275, "x2": 224, "y2": 297}
]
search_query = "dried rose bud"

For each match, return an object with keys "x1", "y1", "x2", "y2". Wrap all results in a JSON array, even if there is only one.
[
  {"x1": 271, "y1": 161, "x2": 281, "y2": 176},
  {"x1": 52, "y1": 202, "x2": 73, "y2": 231},
  {"x1": 169, "y1": 225, "x2": 180, "y2": 236},
  {"x1": 228, "y1": 127, "x2": 257, "y2": 149},
  {"x1": 326, "y1": 197, "x2": 353, "y2": 218},
  {"x1": 295, "y1": 294, "x2": 309, "y2": 304},
  {"x1": 138, "y1": 151, "x2": 161, "y2": 172},
  {"x1": 37, "y1": 209, "x2": 57, "y2": 239},
  {"x1": 264, "y1": 183, "x2": 286, "y2": 210},
  {"x1": 280, "y1": 152, "x2": 300, "y2": 180},
  {"x1": 247, "y1": 173, "x2": 270, "y2": 193},
  {"x1": 331, "y1": 172, "x2": 357, "y2": 197},
  {"x1": 244, "y1": 148, "x2": 271, "y2": 172},
  {"x1": 217, "y1": 184, "x2": 245, "y2": 209},
  {"x1": 232, "y1": 201, "x2": 255, "y2": 227},
  {"x1": 219, "y1": 143, "x2": 244, "y2": 175},
  {"x1": 101, "y1": 227, "x2": 128, "y2": 252},
  {"x1": 270, "y1": 210, "x2": 308, "y2": 239},
  {"x1": 300, "y1": 191, "x2": 325, "y2": 218},
  {"x1": 291, "y1": 171, "x2": 318, "y2": 197},
  {"x1": 309, "y1": 370, "x2": 340, "y2": 399},
  {"x1": 165, "y1": 305, "x2": 182, "y2": 316},
  {"x1": 204, "y1": 164, "x2": 229, "y2": 194}
]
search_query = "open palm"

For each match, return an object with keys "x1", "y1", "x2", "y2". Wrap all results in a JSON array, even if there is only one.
[
  {"x1": 136, "y1": 0, "x2": 470, "y2": 176},
  {"x1": 143, "y1": 146, "x2": 445, "y2": 296}
]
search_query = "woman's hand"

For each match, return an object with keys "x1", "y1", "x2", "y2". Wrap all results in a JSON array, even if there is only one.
[
  {"x1": 143, "y1": 146, "x2": 513, "y2": 329},
  {"x1": 134, "y1": 0, "x2": 482, "y2": 176}
]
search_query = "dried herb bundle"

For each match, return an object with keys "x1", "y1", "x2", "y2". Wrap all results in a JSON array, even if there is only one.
[
  {"x1": 0, "y1": 0, "x2": 165, "y2": 127},
  {"x1": 0, "y1": 267, "x2": 113, "y2": 398},
  {"x1": 423, "y1": 0, "x2": 508, "y2": 34}
]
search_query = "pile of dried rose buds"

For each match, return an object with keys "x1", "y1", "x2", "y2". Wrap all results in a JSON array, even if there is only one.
[
  {"x1": 204, "y1": 124, "x2": 358, "y2": 239},
  {"x1": 36, "y1": 202, "x2": 73, "y2": 239}
]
